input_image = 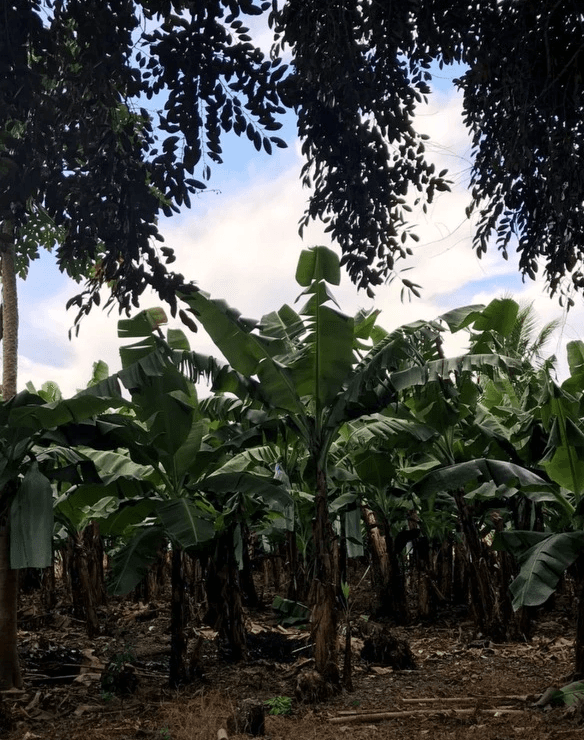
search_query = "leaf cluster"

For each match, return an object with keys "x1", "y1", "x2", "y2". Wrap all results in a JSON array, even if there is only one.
[{"x1": 0, "y1": 0, "x2": 286, "y2": 323}]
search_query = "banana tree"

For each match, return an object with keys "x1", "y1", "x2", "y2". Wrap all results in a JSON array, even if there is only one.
[
  {"x1": 77, "y1": 308, "x2": 292, "y2": 680},
  {"x1": 490, "y1": 341, "x2": 584, "y2": 674},
  {"x1": 179, "y1": 245, "x2": 515, "y2": 685},
  {"x1": 0, "y1": 387, "x2": 131, "y2": 688}
]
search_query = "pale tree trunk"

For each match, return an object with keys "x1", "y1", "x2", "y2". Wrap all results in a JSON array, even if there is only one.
[
  {"x1": 0, "y1": 225, "x2": 23, "y2": 689},
  {"x1": 1, "y1": 235, "x2": 18, "y2": 399},
  {"x1": 362, "y1": 506, "x2": 390, "y2": 585}
]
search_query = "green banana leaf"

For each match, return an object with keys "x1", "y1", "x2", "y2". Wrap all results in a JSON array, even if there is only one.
[
  {"x1": 345, "y1": 506, "x2": 364, "y2": 558},
  {"x1": 415, "y1": 458, "x2": 553, "y2": 498},
  {"x1": 156, "y1": 498, "x2": 215, "y2": 550},
  {"x1": 295, "y1": 245, "x2": 341, "y2": 286},
  {"x1": 389, "y1": 353, "x2": 518, "y2": 393},
  {"x1": 343, "y1": 414, "x2": 436, "y2": 448},
  {"x1": 492, "y1": 529, "x2": 552, "y2": 557},
  {"x1": 291, "y1": 301, "x2": 354, "y2": 409},
  {"x1": 438, "y1": 304, "x2": 485, "y2": 332},
  {"x1": 9, "y1": 393, "x2": 125, "y2": 432},
  {"x1": 201, "y1": 471, "x2": 292, "y2": 509},
  {"x1": 77, "y1": 449, "x2": 154, "y2": 487},
  {"x1": 543, "y1": 445, "x2": 584, "y2": 496},
  {"x1": 181, "y1": 289, "x2": 302, "y2": 414},
  {"x1": 272, "y1": 595, "x2": 311, "y2": 626},
  {"x1": 99, "y1": 498, "x2": 158, "y2": 537},
  {"x1": 549, "y1": 681, "x2": 584, "y2": 707},
  {"x1": 108, "y1": 524, "x2": 166, "y2": 596},
  {"x1": 498, "y1": 530, "x2": 584, "y2": 609}
]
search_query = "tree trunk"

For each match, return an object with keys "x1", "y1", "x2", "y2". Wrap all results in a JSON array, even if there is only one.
[
  {"x1": 239, "y1": 523, "x2": 259, "y2": 608},
  {"x1": 311, "y1": 466, "x2": 340, "y2": 685},
  {"x1": 365, "y1": 508, "x2": 409, "y2": 623},
  {"x1": 0, "y1": 523, "x2": 21, "y2": 689},
  {"x1": 362, "y1": 506, "x2": 390, "y2": 584},
  {"x1": 573, "y1": 554, "x2": 584, "y2": 678},
  {"x1": 413, "y1": 536, "x2": 434, "y2": 620},
  {"x1": 169, "y1": 545, "x2": 189, "y2": 687},
  {"x1": 0, "y1": 231, "x2": 22, "y2": 689},
  {"x1": 204, "y1": 529, "x2": 247, "y2": 661},
  {"x1": 452, "y1": 539, "x2": 468, "y2": 604},
  {"x1": 437, "y1": 539, "x2": 453, "y2": 604},
  {"x1": 41, "y1": 562, "x2": 57, "y2": 613},
  {"x1": 362, "y1": 506, "x2": 396, "y2": 618},
  {"x1": 453, "y1": 490, "x2": 512, "y2": 640},
  {"x1": 286, "y1": 529, "x2": 306, "y2": 601},
  {"x1": 72, "y1": 528, "x2": 101, "y2": 637},
  {"x1": 1, "y1": 235, "x2": 18, "y2": 400},
  {"x1": 84, "y1": 521, "x2": 106, "y2": 607}
]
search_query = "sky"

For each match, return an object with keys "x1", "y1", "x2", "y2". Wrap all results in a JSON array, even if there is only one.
[{"x1": 14, "y1": 61, "x2": 584, "y2": 398}]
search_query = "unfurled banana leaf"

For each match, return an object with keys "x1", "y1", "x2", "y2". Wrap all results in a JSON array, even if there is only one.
[
  {"x1": 342, "y1": 414, "x2": 436, "y2": 448},
  {"x1": 549, "y1": 681, "x2": 584, "y2": 707},
  {"x1": 9, "y1": 393, "x2": 125, "y2": 432},
  {"x1": 292, "y1": 252, "x2": 354, "y2": 408},
  {"x1": 156, "y1": 498, "x2": 215, "y2": 550},
  {"x1": 501, "y1": 531, "x2": 584, "y2": 609},
  {"x1": 98, "y1": 498, "x2": 158, "y2": 538},
  {"x1": 272, "y1": 595, "x2": 311, "y2": 626},
  {"x1": 344, "y1": 506, "x2": 364, "y2": 558},
  {"x1": 181, "y1": 289, "x2": 303, "y2": 415},
  {"x1": 76, "y1": 449, "x2": 154, "y2": 487},
  {"x1": 108, "y1": 524, "x2": 166, "y2": 596},
  {"x1": 415, "y1": 458, "x2": 553, "y2": 498},
  {"x1": 200, "y1": 472, "x2": 292, "y2": 510},
  {"x1": 438, "y1": 304, "x2": 485, "y2": 332},
  {"x1": 389, "y1": 354, "x2": 518, "y2": 393}
]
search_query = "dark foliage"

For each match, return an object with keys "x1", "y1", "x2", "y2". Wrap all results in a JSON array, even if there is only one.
[
  {"x1": 3, "y1": 0, "x2": 584, "y2": 310},
  {"x1": 453, "y1": 0, "x2": 584, "y2": 305},
  {"x1": 274, "y1": 0, "x2": 584, "y2": 302},
  {"x1": 0, "y1": 0, "x2": 286, "y2": 323},
  {"x1": 272, "y1": 0, "x2": 448, "y2": 295}
]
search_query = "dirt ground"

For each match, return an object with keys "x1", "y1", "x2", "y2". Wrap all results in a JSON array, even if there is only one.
[{"x1": 2, "y1": 584, "x2": 583, "y2": 740}]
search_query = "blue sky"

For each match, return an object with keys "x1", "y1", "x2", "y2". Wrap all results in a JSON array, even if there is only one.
[{"x1": 15, "y1": 59, "x2": 582, "y2": 396}]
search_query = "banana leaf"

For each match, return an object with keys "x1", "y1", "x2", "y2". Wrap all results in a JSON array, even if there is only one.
[
  {"x1": 156, "y1": 498, "x2": 215, "y2": 550},
  {"x1": 415, "y1": 458, "x2": 553, "y2": 497},
  {"x1": 504, "y1": 531, "x2": 584, "y2": 609},
  {"x1": 108, "y1": 524, "x2": 166, "y2": 596}
]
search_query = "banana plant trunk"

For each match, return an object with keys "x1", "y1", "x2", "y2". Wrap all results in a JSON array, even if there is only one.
[
  {"x1": 169, "y1": 545, "x2": 189, "y2": 687},
  {"x1": 0, "y1": 231, "x2": 22, "y2": 689},
  {"x1": 0, "y1": 523, "x2": 21, "y2": 689},
  {"x1": 573, "y1": 554, "x2": 584, "y2": 678},
  {"x1": 204, "y1": 528, "x2": 247, "y2": 661},
  {"x1": 362, "y1": 507, "x2": 408, "y2": 622},
  {"x1": 311, "y1": 466, "x2": 340, "y2": 685},
  {"x1": 453, "y1": 490, "x2": 511, "y2": 640},
  {"x1": 71, "y1": 527, "x2": 101, "y2": 638}
]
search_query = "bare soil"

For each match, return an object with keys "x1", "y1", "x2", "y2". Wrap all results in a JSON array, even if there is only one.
[{"x1": 2, "y1": 585, "x2": 583, "y2": 740}]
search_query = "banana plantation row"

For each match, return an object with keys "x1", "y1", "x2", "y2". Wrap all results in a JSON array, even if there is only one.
[{"x1": 2, "y1": 246, "x2": 583, "y2": 691}]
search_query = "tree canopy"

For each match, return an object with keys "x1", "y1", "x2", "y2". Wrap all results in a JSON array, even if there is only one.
[
  {"x1": 274, "y1": 0, "x2": 584, "y2": 303},
  {"x1": 0, "y1": 0, "x2": 287, "y2": 324},
  {"x1": 2, "y1": 0, "x2": 584, "y2": 318}
]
